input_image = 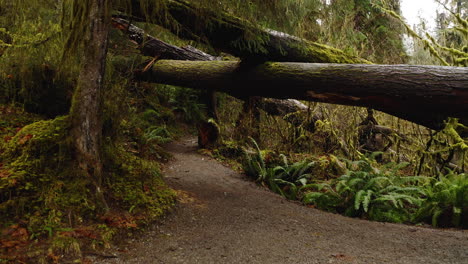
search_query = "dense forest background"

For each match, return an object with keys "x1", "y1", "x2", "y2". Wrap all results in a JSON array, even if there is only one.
[{"x1": 0, "y1": 0, "x2": 467, "y2": 262}]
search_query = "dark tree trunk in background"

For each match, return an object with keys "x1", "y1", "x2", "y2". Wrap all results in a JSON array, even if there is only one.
[
  {"x1": 205, "y1": 89, "x2": 218, "y2": 120},
  {"x1": 197, "y1": 89, "x2": 220, "y2": 148},
  {"x1": 138, "y1": 60, "x2": 468, "y2": 130},
  {"x1": 235, "y1": 97, "x2": 261, "y2": 143},
  {"x1": 70, "y1": 0, "x2": 111, "y2": 211}
]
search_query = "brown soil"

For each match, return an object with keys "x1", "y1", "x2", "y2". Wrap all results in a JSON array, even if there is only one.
[{"x1": 98, "y1": 137, "x2": 468, "y2": 264}]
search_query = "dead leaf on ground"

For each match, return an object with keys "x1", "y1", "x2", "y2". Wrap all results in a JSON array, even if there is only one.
[
  {"x1": 18, "y1": 134, "x2": 33, "y2": 145},
  {"x1": 47, "y1": 251, "x2": 60, "y2": 264},
  {"x1": 59, "y1": 227, "x2": 99, "y2": 240},
  {"x1": 101, "y1": 214, "x2": 138, "y2": 228},
  {"x1": 0, "y1": 169, "x2": 10, "y2": 178},
  {"x1": 2, "y1": 225, "x2": 29, "y2": 241},
  {"x1": 174, "y1": 189, "x2": 207, "y2": 209},
  {"x1": 330, "y1": 253, "x2": 355, "y2": 262}
]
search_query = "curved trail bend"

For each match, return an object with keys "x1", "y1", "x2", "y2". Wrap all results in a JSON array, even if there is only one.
[{"x1": 102, "y1": 137, "x2": 468, "y2": 264}]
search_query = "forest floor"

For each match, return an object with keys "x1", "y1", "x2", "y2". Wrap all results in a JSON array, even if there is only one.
[{"x1": 97, "y1": 137, "x2": 468, "y2": 264}]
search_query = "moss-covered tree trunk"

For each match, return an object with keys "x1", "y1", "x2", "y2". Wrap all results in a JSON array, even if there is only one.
[
  {"x1": 121, "y1": 0, "x2": 370, "y2": 64},
  {"x1": 70, "y1": 0, "x2": 111, "y2": 211}
]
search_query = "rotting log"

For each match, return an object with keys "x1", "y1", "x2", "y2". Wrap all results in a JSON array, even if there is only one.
[
  {"x1": 137, "y1": 60, "x2": 468, "y2": 130},
  {"x1": 118, "y1": 0, "x2": 370, "y2": 64}
]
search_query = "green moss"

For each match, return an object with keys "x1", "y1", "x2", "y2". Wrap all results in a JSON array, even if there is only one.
[
  {"x1": 0, "y1": 116, "x2": 69, "y2": 204},
  {"x1": 0, "y1": 116, "x2": 87, "y2": 234},
  {"x1": 2, "y1": 116, "x2": 69, "y2": 164},
  {"x1": 305, "y1": 43, "x2": 371, "y2": 64},
  {"x1": 213, "y1": 140, "x2": 244, "y2": 160},
  {"x1": 104, "y1": 144, "x2": 176, "y2": 219},
  {"x1": 0, "y1": 105, "x2": 43, "y2": 145},
  {"x1": 0, "y1": 112, "x2": 175, "y2": 256}
]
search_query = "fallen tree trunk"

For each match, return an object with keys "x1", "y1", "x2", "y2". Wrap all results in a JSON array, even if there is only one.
[
  {"x1": 112, "y1": 18, "x2": 219, "y2": 61},
  {"x1": 119, "y1": 0, "x2": 370, "y2": 64},
  {"x1": 137, "y1": 60, "x2": 468, "y2": 130},
  {"x1": 112, "y1": 18, "x2": 321, "y2": 130}
]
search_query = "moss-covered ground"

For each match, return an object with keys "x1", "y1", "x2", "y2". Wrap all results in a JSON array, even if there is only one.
[{"x1": 0, "y1": 105, "x2": 176, "y2": 263}]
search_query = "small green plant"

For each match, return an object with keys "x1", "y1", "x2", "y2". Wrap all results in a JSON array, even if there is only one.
[
  {"x1": 144, "y1": 126, "x2": 172, "y2": 145},
  {"x1": 242, "y1": 138, "x2": 315, "y2": 200},
  {"x1": 242, "y1": 137, "x2": 273, "y2": 182},
  {"x1": 414, "y1": 172, "x2": 468, "y2": 228},
  {"x1": 302, "y1": 182, "x2": 342, "y2": 211}
]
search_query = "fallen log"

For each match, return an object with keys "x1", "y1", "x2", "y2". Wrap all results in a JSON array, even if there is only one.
[
  {"x1": 112, "y1": 18, "x2": 322, "y2": 130},
  {"x1": 119, "y1": 0, "x2": 370, "y2": 64},
  {"x1": 137, "y1": 60, "x2": 468, "y2": 130},
  {"x1": 112, "y1": 18, "x2": 219, "y2": 61}
]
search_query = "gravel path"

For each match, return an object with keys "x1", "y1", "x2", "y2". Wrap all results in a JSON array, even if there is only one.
[{"x1": 99, "y1": 137, "x2": 468, "y2": 264}]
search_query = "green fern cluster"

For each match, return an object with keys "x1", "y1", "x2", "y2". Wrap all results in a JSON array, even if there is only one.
[
  {"x1": 144, "y1": 126, "x2": 172, "y2": 145},
  {"x1": 242, "y1": 138, "x2": 314, "y2": 200},
  {"x1": 303, "y1": 154, "x2": 425, "y2": 223},
  {"x1": 415, "y1": 172, "x2": 468, "y2": 228},
  {"x1": 242, "y1": 137, "x2": 468, "y2": 228}
]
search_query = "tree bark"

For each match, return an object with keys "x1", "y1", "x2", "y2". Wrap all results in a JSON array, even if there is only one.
[
  {"x1": 70, "y1": 0, "x2": 110, "y2": 211},
  {"x1": 137, "y1": 60, "x2": 468, "y2": 130}
]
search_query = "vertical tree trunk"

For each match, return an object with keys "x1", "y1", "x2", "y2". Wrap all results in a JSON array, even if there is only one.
[
  {"x1": 206, "y1": 89, "x2": 218, "y2": 120},
  {"x1": 70, "y1": 0, "x2": 111, "y2": 211},
  {"x1": 235, "y1": 97, "x2": 261, "y2": 144},
  {"x1": 198, "y1": 89, "x2": 220, "y2": 148}
]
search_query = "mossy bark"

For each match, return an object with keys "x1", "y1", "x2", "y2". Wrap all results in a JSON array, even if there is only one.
[
  {"x1": 138, "y1": 60, "x2": 468, "y2": 130},
  {"x1": 69, "y1": 0, "x2": 111, "y2": 212}
]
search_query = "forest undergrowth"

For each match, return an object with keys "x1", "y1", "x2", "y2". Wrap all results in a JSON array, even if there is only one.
[
  {"x1": 0, "y1": 0, "x2": 467, "y2": 262},
  {"x1": 202, "y1": 92, "x2": 468, "y2": 230}
]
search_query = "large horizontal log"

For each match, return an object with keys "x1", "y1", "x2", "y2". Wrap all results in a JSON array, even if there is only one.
[
  {"x1": 137, "y1": 60, "x2": 468, "y2": 130},
  {"x1": 112, "y1": 18, "x2": 321, "y2": 128},
  {"x1": 119, "y1": 0, "x2": 370, "y2": 64}
]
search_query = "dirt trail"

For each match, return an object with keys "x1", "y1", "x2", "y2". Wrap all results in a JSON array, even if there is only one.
[{"x1": 100, "y1": 137, "x2": 468, "y2": 264}]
